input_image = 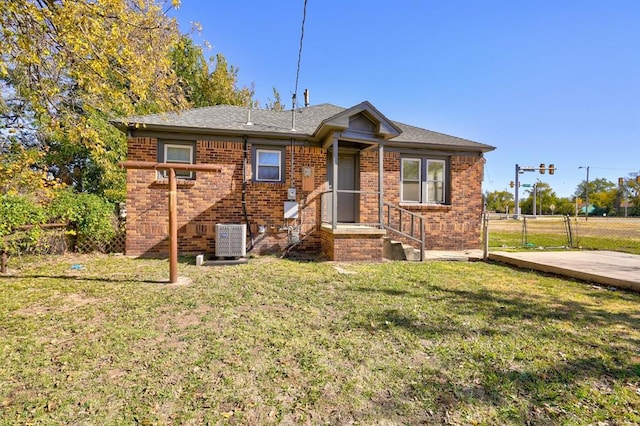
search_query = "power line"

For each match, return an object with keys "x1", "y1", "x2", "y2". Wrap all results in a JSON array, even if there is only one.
[{"x1": 293, "y1": 0, "x2": 308, "y2": 108}]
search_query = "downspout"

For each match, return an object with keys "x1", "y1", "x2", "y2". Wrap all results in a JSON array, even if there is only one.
[{"x1": 243, "y1": 136, "x2": 255, "y2": 251}]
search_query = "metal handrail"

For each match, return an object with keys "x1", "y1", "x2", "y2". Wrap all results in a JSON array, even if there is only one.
[{"x1": 382, "y1": 202, "x2": 426, "y2": 261}]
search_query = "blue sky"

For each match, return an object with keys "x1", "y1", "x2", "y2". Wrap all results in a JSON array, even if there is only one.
[{"x1": 170, "y1": 0, "x2": 639, "y2": 198}]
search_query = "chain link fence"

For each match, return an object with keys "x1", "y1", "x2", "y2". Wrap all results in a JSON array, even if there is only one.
[{"x1": 483, "y1": 214, "x2": 640, "y2": 255}]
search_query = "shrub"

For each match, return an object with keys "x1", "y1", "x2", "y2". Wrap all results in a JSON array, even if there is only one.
[
  {"x1": 0, "y1": 194, "x2": 47, "y2": 237},
  {"x1": 48, "y1": 189, "x2": 117, "y2": 246}
]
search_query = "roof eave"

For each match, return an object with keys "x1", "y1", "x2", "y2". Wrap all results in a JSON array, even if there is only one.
[
  {"x1": 387, "y1": 140, "x2": 496, "y2": 153},
  {"x1": 113, "y1": 121, "x2": 316, "y2": 141}
]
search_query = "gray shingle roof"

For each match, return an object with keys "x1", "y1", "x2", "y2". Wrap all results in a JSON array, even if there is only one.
[{"x1": 115, "y1": 103, "x2": 494, "y2": 152}]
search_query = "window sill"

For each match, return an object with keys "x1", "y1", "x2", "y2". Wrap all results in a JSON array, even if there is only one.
[
  {"x1": 400, "y1": 203, "x2": 451, "y2": 211},
  {"x1": 251, "y1": 180, "x2": 286, "y2": 185},
  {"x1": 151, "y1": 179, "x2": 196, "y2": 188}
]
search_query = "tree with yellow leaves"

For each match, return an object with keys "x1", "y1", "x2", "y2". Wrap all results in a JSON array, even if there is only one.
[
  {"x1": 2, "y1": 0, "x2": 260, "y2": 202},
  {"x1": 1, "y1": 0, "x2": 187, "y2": 201}
]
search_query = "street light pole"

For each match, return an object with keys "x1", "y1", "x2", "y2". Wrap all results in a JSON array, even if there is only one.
[
  {"x1": 514, "y1": 164, "x2": 520, "y2": 218},
  {"x1": 579, "y1": 166, "x2": 590, "y2": 221}
]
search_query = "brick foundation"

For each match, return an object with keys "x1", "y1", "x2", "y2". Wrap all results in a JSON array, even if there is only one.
[{"x1": 320, "y1": 226, "x2": 385, "y2": 262}]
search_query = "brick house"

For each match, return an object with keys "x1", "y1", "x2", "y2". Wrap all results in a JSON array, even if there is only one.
[{"x1": 113, "y1": 101, "x2": 495, "y2": 261}]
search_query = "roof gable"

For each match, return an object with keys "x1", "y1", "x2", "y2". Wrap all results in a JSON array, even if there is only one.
[{"x1": 314, "y1": 101, "x2": 401, "y2": 141}]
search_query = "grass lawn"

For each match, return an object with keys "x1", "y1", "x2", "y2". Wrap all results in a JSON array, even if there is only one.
[{"x1": 1, "y1": 254, "x2": 639, "y2": 424}]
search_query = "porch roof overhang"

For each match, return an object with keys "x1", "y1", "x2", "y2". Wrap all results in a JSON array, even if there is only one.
[{"x1": 314, "y1": 101, "x2": 402, "y2": 145}]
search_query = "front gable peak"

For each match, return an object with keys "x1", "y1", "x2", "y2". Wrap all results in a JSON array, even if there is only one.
[{"x1": 314, "y1": 101, "x2": 402, "y2": 141}]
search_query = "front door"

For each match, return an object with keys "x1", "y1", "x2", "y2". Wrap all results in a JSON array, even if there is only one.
[{"x1": 328, "y1": 152, "x2": 358, "y2": 223}]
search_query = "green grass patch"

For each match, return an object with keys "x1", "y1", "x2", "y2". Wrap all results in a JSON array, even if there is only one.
[{"x1": 1, "y1": 254, "x2": 639, "y2": 424}]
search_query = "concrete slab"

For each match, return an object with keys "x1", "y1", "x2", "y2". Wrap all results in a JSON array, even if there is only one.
[
  {"x1": 203, "y1": 258, "x2": 250, "y2": 266},
  {"x1": 423, "y1": 249, "x2": 484, "y2": 261},
  {"x1": 488, "y1": 250, "x2": 640, "y2": 292}
]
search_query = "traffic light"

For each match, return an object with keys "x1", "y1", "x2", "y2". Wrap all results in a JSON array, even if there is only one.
[
  {"x1": 619, "y1": 177, "x2": 624, "y2": 186},
  {"x1": 539, "y1": 163, "x2": 545, "y2": 174},
  {"x1": 637, "y1": 176, "x2": 640, "y2": 184},
  {"x1": 548, "y1": 164, "x2": 555, "y2": 175},
  {"x1": 509, "y1": 181, "x2": 514, "y2": 188}
]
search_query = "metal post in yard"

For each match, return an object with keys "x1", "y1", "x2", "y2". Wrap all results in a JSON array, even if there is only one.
[
  {"x1": 482, "y1": 213, "x2": 489, "y2": 260},
  {"x1": 1, "y1": 249, "x2": 6, "y2": 274},
  {"x1": 420, "y1": 216, "x2": 425, "y2": 262}
]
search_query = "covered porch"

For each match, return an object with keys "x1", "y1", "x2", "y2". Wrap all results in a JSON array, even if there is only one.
[{"x1": 316, "y1": 105, "x2": 424, "y2": 261}]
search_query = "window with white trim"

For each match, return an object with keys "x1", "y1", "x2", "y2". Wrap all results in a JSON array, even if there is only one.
[
  {"x1": 401, "y1": 157, "x2": 447, "y2": 204},
  {"x1": 254, "y1": 148, "x2": 283, "y2": 182},
  {"x1": 158, "y1": 142, "x2": 195, "y2": 179}
]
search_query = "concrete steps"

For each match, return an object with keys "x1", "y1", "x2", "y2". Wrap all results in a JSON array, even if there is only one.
[{"x1": 383, "y1": 237, "x2": 422, "y2": 261}]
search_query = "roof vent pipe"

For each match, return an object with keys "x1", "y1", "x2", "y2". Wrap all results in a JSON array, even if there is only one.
[
  {"x1": 304, "y1": 89, "x2": 310, "y2": 107},
  {"x1": 245, "y1": 108, "x2": 252, "y2": 125},
  {"x1": 291, "y1": 93, "x2": 296, "y2": 131}
]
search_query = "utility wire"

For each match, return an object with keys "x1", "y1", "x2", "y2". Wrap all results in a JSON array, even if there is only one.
[{"x1": 293, "y1": 0, "x2": 308, "y2": 108}]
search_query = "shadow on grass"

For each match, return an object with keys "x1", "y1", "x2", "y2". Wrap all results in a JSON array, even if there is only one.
[
  {"x1": 353, "y1": 286, "x2": 412, "y2": 297},
  {"x1": 0, "y1": 274, "x2": 171, "y2": 284},
  {"x1": 349, "y1": 278, "x2": 640, "y2": 422},
  {"x1": 406, "y1": 355, "x2": 640, "y2": 423},
  {"x1": 429, "y1": 283, "x2": 640, "y2": 342}
]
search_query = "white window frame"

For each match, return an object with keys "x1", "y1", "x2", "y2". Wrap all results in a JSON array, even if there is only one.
[
  {"x1": 400, "y1": 157, "x2": 447, "y2": 204},
  {"x1": 161, "y1": 143, "x2": 194, "y2": 179},
  {"x1": 255, "y1": 148, "x2": 282, "y2": 182}
]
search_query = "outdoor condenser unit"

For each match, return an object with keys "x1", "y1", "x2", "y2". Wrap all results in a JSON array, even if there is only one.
[{"x1": 215, "y1": 224, "x2": 247, "y2": 257}]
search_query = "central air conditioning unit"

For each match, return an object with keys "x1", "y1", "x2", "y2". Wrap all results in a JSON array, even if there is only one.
[{"x1": 215, "y1": 224, "x2": 247, "y2": 257}]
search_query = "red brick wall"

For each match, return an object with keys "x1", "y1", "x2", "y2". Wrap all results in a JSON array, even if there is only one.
[
  {"x1": 125, "y1": 136, "x2": 485, "y2": 257},
  {"x1": 383, "y1": 151, "x2": 485, "y2": 250},
  {"x1": 126, "y1": 138, "x2": 328, "y2": 256}
]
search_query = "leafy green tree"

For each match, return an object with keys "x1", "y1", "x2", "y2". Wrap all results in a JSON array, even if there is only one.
[
  {"x1": 0, "y1": 0, "x2": 187, "y2": 202},
  {"x1": 574, "y1": 178, "x2": 615, "y2": 202},
  {"x1": 170, "y1": 37, "x2": 255, "y2": 108},
  {"x1": 265, "y1": 87, "x2": 285, "y2": 111},
  {"x1": 520, "y1": 182, "x2": 551, "y2": 214},
  {"x1": 552, "y1": 197, "x2": 575, "y2": 215},
  {"x1": 574, "y1": 178, "x2": 616, "y2": 215},
  {"x1": 617, "y1": 171, "x2": 640, "y2": 216},
  {"x1": 484, "y1": 190, "x2": 514, "y2": 213}
]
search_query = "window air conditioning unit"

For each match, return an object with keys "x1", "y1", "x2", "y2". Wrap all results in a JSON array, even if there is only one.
[{"x1": 215, "y1": 224, "x2": 247, "y2": 257}]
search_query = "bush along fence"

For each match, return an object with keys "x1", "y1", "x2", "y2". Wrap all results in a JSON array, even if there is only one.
[
  {"x1": 0, "y1": 191, "x2": 126, "y2": 272},
  {"x1": 483, "y1": 214, "x2": 640, "y2": 255}
]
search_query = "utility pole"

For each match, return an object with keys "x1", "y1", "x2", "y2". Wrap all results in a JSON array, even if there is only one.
[
  {"x1": 579, "y1": 166, "x2": 590, "y2": 221},
  {"x1": 533, "y1": 183, "x2": 537, "y2": 217},
  {"x1": 514, "y1": 164, "x2": 521, "y2": 218}
]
